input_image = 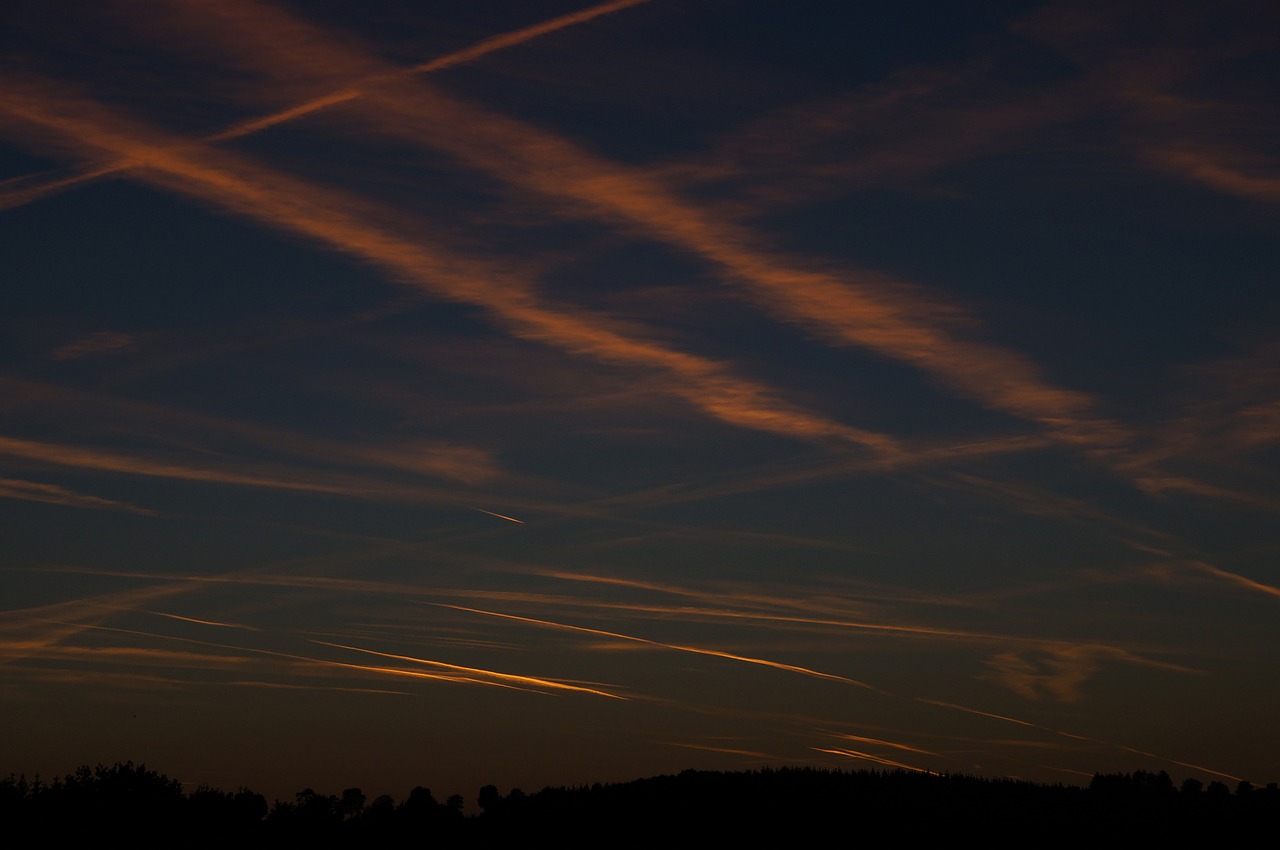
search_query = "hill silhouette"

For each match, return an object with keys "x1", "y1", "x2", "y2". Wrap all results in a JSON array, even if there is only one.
[{"x1": 3, "y1": 762, "x2": 1274, "y2": 845}]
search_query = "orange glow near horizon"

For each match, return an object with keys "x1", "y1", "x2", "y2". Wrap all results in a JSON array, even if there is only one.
[{"x1": 1, "y1": 0, "x2": 1276, "y2": 799}]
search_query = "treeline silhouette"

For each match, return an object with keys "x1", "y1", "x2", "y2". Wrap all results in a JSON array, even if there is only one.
[{"x1": 2, "y1": 762, "x2": 1275, "y2": 845}]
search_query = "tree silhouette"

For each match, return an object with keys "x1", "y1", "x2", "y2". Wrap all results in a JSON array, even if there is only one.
[{"x1": 3, "y1": 762, "x2": 1276, "y2": 842}]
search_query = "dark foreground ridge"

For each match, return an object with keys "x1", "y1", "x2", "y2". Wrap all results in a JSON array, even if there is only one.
[{"x1": 3, "y1": 762, "x2": 1275, "y2": 845}]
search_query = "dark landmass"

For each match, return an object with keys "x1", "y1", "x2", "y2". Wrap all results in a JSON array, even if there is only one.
[{"x1": 3, "y1": 762, "x2": 1274, "y2": 845}]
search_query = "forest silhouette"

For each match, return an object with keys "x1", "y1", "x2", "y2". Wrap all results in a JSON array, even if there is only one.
[{"x1": 2, "y1": 761, "x2": 1274, "y2": 845}]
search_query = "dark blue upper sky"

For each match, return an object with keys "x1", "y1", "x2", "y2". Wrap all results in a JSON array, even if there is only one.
[{"x1": 1, "y1": 0, "x2": 1277, "y2": 800}]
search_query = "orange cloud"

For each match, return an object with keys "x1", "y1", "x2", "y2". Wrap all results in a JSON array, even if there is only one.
[
  {"x1": 1016, "y1": 0, "x2": 1280, "y2": 211},
  {"x1": 0, "y1": 433, "x2": 473, "y2": 503},
  {"x1": 312, "y1": 639, "x2": 626, "y2": 699},
  {"x1": 2, "y1": 377, "x2": 504, "y2": 487},
  {"x1": 652, "y1": 58, "x2": 1079, "y2": 213},
  {"x1": 437, "y1": 603, "x2": 874, "y2": 687},
  {"x1": 23, "y1": 644, "x2": 254, "y2": 669},
  {"x1": 983, "y1": 644, "x2": 1200, "y2": 703},
  {"x1": 1184, "y1": 561, "x2": 1280, "y2": 602},
  {"x1": 813, "y1": 747, "x2": 933, "y2": 773},
  {"x1": 911, "y1": 695, "x2": 1241, "y2": 781},
  {"x1": 0, "y1": 584, "x2": 201, "y2": 663},
  {"x1": 660, "y1": 741, "x2": 774, "y2": 759},
  {"x1": 49, "y1": 331, "x2": 136, "y2": 361},
  {"x1": 119, "y1": 0, "x2": 1127, "y2": 455},
  {"x1": 142, "y1": 611, "x2": 259, "y2": 631},
  {"x1": 1149, "y1": 146, "x2": 1280, "y2": 203},
  {"x1": 464, "y1": 505, "x2": 525, "y2": 524},
  {"x1": 23, "y1": 615, "x2": 629, "y2": 701},
  {"x1": 0, "y1": 0, "x2": 653, "y2": 209},
  {"x1": 0, "y1": 75, "x2": 894, "y2": 453},
  {"x1": 830, "y1": 732, "x2": 939, "y2": 757},
  {"x1": 0, "y1": 476, "x2": 154, "y2": 515}
]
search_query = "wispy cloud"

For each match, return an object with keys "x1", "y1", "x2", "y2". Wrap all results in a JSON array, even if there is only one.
[
  {"x1": 813, "y1": 747, "x2": 934, "y2": 773},
  {"x1": 0, "y1": 584, "x2": 200, "y2": 663},
  {"x1": 1016, "y1": 0, "x2": 1280, "y2": 209},
  {"x1": 915, "y1": 696, "x2": 1244, "y2": 782},
  {"x1": 312, "y1": 639, "x2": 627, "y2": 699},
  {"x1": 658, "y1": 740, "x2": 776, "y2": 760},
  {"x1": 0, "y1": 0, "x2": 654, "y2": 209},
  {"x1": 981, "y1": 645, "x2": 1201, "y2": 703},
  {"x1": 1149, "y1": 146, "x2": 1280, "y2": 204},
  {"x1": 1, "y1": 377, "x2": 505, "y2": 487},
  {"x1": 828, "y1": 732, "x2": 939, "y2": 758},
  {"x1": 2, "y1": 0, "x2": 1273, "y2": 789},
  {"x1": 23, "y1": 0, "x2": 1127, "y2": 455},
  {"x1": 0, "y1": 75, "x2": 894, "y2": 453},
  {"x1": 0, "y1": 433, "x2": 479, "y2": 504},
  {"x1": 0, "y1": 476, "x2": 154, "y2": 514},
  {"x1": 1178, "y1": 561, "x2": 1280, "y2": 602},
  {"x1": 585, "y1": 434, "x2": 1055, "y2": 513},
  {"x1": 465, "y1": 505, "x2": 525, "y2": 524},
  {"x1": 142, "y1": 610, "x2": 259, "y2": 631},
  {"x1": 41, "y1": 563, "x2": 1203, "y2": 678},
  {"x1": 652, "y1": 58, "x2": 1079, "y2": 213},
  {"x1": 49, "y1": 330, "x2": 136, "y2": 361},
  {"x1": 436, "y1": 603, "x2": 874, "y2": 687},
  {"x1": 11, "y1": 609, "x2": 631, "y2": 701},
  {"x1": 1124, "y1": 344, "x2": 1280, "y2": 494}
]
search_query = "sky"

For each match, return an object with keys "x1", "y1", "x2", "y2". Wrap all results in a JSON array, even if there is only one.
[{"x1": 2, "y1": 0, "x2": 1278, "y2": 801}]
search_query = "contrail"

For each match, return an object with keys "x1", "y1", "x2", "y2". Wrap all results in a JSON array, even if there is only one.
[
  {"x1": 1188, "y1": 561, "x2": 1280, "y2": 601},
  {"x1": 814, "y1": 747, "x2": 934, "y2": 774},
  {"x1": 437, "y1": 603, "x2": 874, "y2": 687},
  {"x1": 206, "y1": 0, "x2": 653, "y2": 141},
  {"x1": 0, "y1": 0, "x2": 652, "y2": 211},
  {"x1": 119, "y1": 0, "x2": 1134, "y2": 460},
  {"x1": 312, "y1": 639, "x2": 626, "y2": 699},
  {"x1": 915, "y1": 697, "x2": 1244, "y2": 782},
  {"x1": 0, "y1": 76, "x2": 893, "y2": 450},
  {"x1": 465, "y1": 505, "x2": 525, "y2": 524},
  {"x1": 144, "y1": 611, "x2": 259, "y2": 631}
]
